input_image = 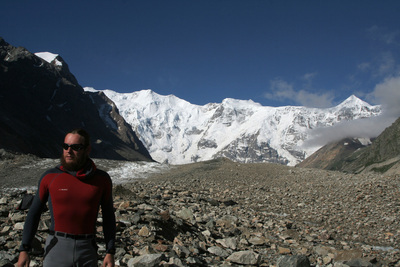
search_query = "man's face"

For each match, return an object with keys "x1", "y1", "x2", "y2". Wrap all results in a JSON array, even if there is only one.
[{"x1": 61, "y1": 133, "x2": 90, "y2": 171}]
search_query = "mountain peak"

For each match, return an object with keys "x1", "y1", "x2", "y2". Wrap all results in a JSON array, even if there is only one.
[
  {"x1": 337, "y1": 95, "x2": 371, "y2": 108},
  {"x1": 221, "y1": 98, "x2": 262, "y2": 108},
  {"x1": 92, "y1": 88, "x2": 382, "y2": 166},
  {"x1": 35, "y1": 52, "x2": 63, "y2": 67},
  {"x1": 0, "y1": 39, "x2": 152, "y2": 161}
]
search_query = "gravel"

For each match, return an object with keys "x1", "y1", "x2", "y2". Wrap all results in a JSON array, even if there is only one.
[{"x1": 1, "y1": 153, "x2": 399, "y2": 266}]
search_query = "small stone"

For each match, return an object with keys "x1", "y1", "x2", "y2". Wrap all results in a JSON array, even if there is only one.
[
  {"x1": 13, "y1": 222, "x2": 24, "y2": 230},
  {"x1": 216, "y1": 237, "x2": 238, "y2": 250},
  {"x1": 276, "y1": 255, "x2": 311, "y2": 267},
  {"x1": 278, "y1": 246, "x2": 291, "y2": 254},
  {"x1": 127, "y1": 253, "x2": 164, "y2": 267},
  {"x1": 227, "y1": 250, "x2": 260, "y2": 265},
  {"x1": 248, "y1": 236, "x2": 265, "y2": 246},
  {"x1": 138, "y1": 226, "x2": 150, "y2": 237},
  {"x1": 177, "y1": 208, "x2": 193, "y2": 221},
  {"x1": 207, "y1": 246, "x2": 229, "y2": 257}
]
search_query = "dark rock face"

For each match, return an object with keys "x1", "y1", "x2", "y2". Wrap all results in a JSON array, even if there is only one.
[
  {"x1": 298, "y1": 116, "x2": 400, "y2": 174},
  {"x1": 297, "y1": 138, "x2": 367, "y2": 171},
  {"x1": 86, "y1": 91, "x2": 153, "y2": 160},
  {"x1": 0, "y1": 37, "x2": 152, "y2": 161},
  {"x1": 345, "y1": 116, "x2": 400, "y2": 173}
]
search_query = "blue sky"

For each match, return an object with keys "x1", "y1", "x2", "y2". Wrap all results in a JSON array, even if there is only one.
[{"x1": 2, "y1": 0, "x2": 400, "y2": 109}]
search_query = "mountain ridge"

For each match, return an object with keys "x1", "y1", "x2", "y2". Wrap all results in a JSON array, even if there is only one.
[
  {"x1": 0, "y1": 37, "x2": 152, "y2": 161},
  {"x1": 0, "y1": 37, "x2": 387, "y2": 166},
  {"x1": 298, "y1": 116, "x2": 400, "y2": 174},
  {"x1": 85, "y1": 87, "x2": 382, "y2": 165}
]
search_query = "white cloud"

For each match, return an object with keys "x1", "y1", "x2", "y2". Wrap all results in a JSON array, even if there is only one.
[
  {"x1": 302, "y1": 72, "x2": 317, "y2": 82},
  {"x1": 357, "y1": 62, "x2": 370, "y2": 71},
  {"x1": 352, "y1": 26, "x2": 400, "y2": 85},
  {"x1": 301, "y1": 72, "x2": 317, "y2": 90},
  {"x1": 366, "y1": 25, "x2": 400, "y2": 46},
  {"x1": 302, "y1": 116, "x2": 390, "y2": 151},
  {"x1": 265, "y1": 78, "x2": 334, "y2": 108},
  {"x1": 265, "y1": 78, "x2": 293, "y2": 98},
  {"x1": 356, "y1": 52, "x2": 398, "y2": 80},
  {"x1": 299, "y1": 26, "x2": 400, "y2": 151},
  {"x1": 303, "y1": 75, "x2": 400, "y2": 151},
  {"x1": 376, "y1": 52, "x2": 396, "y2": 78},
  {"x1": 368, "y1": 75, "x2": 400, "y2": 118}
]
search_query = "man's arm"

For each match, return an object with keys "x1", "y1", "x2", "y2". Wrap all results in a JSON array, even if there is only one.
[
  {"x1": 100, "y1": 174, "x2": 116, "y2": 259},
  {"x1": 18, "y1": 189, "x2": 47, "y2": 252},
  {"x1": 18, "y1": 172, "x2": 51, "y2": 256},
  {"x1": 17, "y1": 193, "x2": 45, "y2": 267},
  {"x1": 101, "y1": 192, "x2": 116, "y2": 254}
]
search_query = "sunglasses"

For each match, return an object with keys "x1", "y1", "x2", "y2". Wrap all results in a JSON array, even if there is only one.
[{"x1": 62, "y1": 143, "x2": 87, "y2": 151}]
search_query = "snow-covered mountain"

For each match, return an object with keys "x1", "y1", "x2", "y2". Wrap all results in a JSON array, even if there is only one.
[{"x1": 84, "y1": 88, "x2": 382, "y2": 165}]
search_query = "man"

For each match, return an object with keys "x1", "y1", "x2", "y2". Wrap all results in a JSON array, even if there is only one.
[{"x1": 17, "y1": 129, "x2": 116, "y2": 267}]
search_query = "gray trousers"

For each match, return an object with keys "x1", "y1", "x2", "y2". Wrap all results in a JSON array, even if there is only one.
[{"x1": 43, "y1": 234, "x2": 97, "y2": 267}]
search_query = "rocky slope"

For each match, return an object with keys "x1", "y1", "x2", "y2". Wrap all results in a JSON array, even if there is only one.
[
  {"x1": 1, "y1": 154, "x2": 399, "y2": 266},
  {"x1": 0, "y1": 37, "x2": 151, "y2": 161},
  {"x1": 298, "y1": 117, "x2": 400, "y2": 174},
  {"x1": 297, "y1": 138, "x2": 368, "y2": 171}
]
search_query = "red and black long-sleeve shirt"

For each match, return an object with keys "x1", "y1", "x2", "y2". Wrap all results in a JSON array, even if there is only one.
[{"x1": 20, "y1": 160, "x2": 116, "y2": 254}]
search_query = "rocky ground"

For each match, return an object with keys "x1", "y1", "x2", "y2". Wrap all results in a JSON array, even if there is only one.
[{"x1": 0, "y1": 151, "x2": 400, "y2": 266}]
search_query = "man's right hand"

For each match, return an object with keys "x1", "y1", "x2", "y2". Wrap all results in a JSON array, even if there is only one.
[{"x1": 17, "y1": 251, "x2": 30, "y2": 267}]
